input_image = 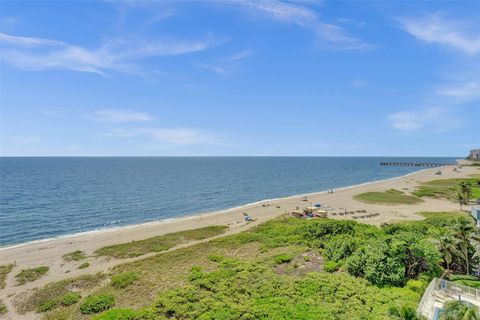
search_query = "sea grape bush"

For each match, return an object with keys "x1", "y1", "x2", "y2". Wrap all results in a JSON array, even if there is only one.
[{"x1": 80, "y1": 294, "x2": 115, "y2": 314}]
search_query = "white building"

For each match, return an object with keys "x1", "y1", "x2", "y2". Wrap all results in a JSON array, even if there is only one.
[
  {"x1": 472, "y1": 205, "x2": 480, "y2": 228},
  {"x1": 417, "y1": 278, "x2": 480, "y2": 319},
  {"x1": 469, "y1": 149, "x2": 480, "y2": 161}
]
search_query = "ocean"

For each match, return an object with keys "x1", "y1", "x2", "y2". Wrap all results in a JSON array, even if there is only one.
[{"x1": 0, "y1": 157, "x2": 456, "y2": 246}]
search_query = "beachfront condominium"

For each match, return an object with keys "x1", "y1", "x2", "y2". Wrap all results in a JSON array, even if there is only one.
[{"x1": 468, "y1": 149, "x2": 480, "y2": 161}]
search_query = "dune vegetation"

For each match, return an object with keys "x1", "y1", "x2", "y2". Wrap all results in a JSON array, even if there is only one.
[
  {"x1": 62, "y1": 251, "x2": 87, "y2": 262},
  {"x1": 94, "y1": 225, "x2": 228, "y2": 259},
  {"x1": 14, "y1": 210, "x2": 478, "y2": 320},
  {"x1": 15, "y1": 266, "x2": 49, "y2": 286},
  {"x1": 413, "y1": 177, "x2": 480, "y2": 200},
  {"x1": 353, "y1": 189, "x2": 424, "y2": 205},
  {"x1": 0, "y1": 264, "x2": 14, "y2": 289}
]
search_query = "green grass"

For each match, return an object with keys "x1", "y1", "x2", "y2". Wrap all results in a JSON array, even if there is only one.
[
  {"x1": 354, "y1": 189, "x2": 424, "y2": 205},
  {"x1": 62, "y1": 250, "x2": 87, "y2": 262},
  {"x1": 0, "y1": 264, "x2": 14, "y2": 289},
  {"x1": 110, "y1": 271, "x2": 139, "y2": 289},
  {"x1": 416, "y1": 211, "x2": 469, "y2": 219},
  {"x1": 94, "y1": 225, "x2": 228, "y2": 259},
  {"x1": 78, "y1": 262, "x2": 90, "y2": 269},
  {"x1": 15, "y1": 266, "x2": 49, "y2": 285},
  {"x1": 413, "y1": 177, "x2": 480, "y2": 200}
]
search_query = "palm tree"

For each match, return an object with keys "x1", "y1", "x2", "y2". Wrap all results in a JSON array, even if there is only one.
[
  {"x1": 451, "y1": 219, "x2": 477, "y2": 275},
  {"x1": 457, "y1": 182, "x2": 472, "y2": 211},
  {"x1": 437, "y1": 235, "x2": 456, "y2": 271},
  {"x1": 389, "y1": 304, "x2": 423, "y2": 320},
  {"x1": 441, "y1": 300, "x2": 480, "y2": 320},
  {"x1": 431, "y1": 229, "x2": 456, "y2": 271}
]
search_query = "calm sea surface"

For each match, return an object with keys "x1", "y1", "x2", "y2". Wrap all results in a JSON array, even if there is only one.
[{"x1": 0, "y1": 157, "x2": 456, "y2": 246}]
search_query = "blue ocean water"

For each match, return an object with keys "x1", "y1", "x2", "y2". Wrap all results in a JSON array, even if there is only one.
[{"x1": 0, "y1": 157, "x2": 456, "y2": 246}]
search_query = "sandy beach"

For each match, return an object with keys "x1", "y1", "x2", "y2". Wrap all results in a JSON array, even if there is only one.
[{"x1": 1, "y1": 164, "x2": 478, "y2": 319}]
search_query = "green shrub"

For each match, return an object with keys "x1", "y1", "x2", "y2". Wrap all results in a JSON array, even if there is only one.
[
  {"x1": 80, "y1": 294, "x2": 115, "y2": 314},
  {"x1": 187, "y1": 266, "x2": 204, "y2": 281},
  {"x1": 324, "y1": 261, "x2": 340, "y2": 273},
  {"x1": 92, "y1": 308, "x2": 137, "y2": 320},
  {"x1": 61, "y1": 292, "x2": 81, "y2": 306},
  {"x1": 15, "y1": 266, "x2": 49, "y2": 285},
  {"x1": 111, "y1": 271, "x2": 139, "y2": 289},
  {"x1": 273, "y1": 253, "x2": 293, "y2": 264},
  {"x1": 37, "y1": 299, "x2": 58, "y2": 313},
  {"x1": 78, "y1": 262, "x2": 90, "y2": 269},
  {"x1": 406, "y1": 279, "x2": 427, "y2": 294}
]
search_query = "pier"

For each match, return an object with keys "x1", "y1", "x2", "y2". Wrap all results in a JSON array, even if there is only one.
[{"x1": 380, "y1": 162, "x2": 454, "y2": 167}]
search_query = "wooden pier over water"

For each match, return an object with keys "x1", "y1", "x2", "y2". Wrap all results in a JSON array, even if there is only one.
[{"x1": 380, "y1": 162, "x2": 455, "y2": 167}]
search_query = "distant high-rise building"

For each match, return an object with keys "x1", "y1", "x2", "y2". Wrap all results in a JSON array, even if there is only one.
[{"x1": 468, "y1": 149, "x2": 480, "y2": 161}]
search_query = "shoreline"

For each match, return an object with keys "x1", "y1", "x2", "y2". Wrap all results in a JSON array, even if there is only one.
[
  {"x1": 0, "y1": 167, "x2": 429, "y2": 251},
  {"x1": 1, "y1": 163, "x2": 478, "y2": 320}
]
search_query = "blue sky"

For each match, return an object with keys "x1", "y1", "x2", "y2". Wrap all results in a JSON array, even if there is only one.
[{"x1": 0, "y1": 1, "x2": 479, "y2": 156}]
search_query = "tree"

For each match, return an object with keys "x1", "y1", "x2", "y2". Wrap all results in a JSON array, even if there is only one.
[
  {"x1": 432, "y1": 232, "x2": 456, "y2": 271},
  {"x1": 457, "y1": 182, "x2": 472, "y2": 211},
  {"x1": 451, "y1": 218, "x2": 477, "y2": 276},
  {"x1": 441, "y1": 300, "x2": 480, "y2": 320}
]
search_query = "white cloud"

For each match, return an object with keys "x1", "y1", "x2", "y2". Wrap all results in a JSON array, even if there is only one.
[
  {"x1": 225, "y1": 0, "x2": 371, "y2": 50},
  {"x1": 83, "y1": 109, "x2": 156, "y2": 123},
  {"x1": 0, "y1": 32, "x2": 223, "y2": 75},
  {"x1": 388, "y1": 107, "x2": 462, "y2": 132},
  {"x1": 104, "y1": 127, "x2": 220, "y2": 145},
  {"x1": 197, "y1": 49, "x2": 253, "y2": 75},
  {"x1": 436, "y1": 81, "x2": 480, "y2": 101},
  {"x1": 197, "y1": 63, "x2": 227, "y2": 75},
  {"x1": 227, "y1": 49, "x2": 253, "y2": 63},
  {"x1": 398, "y1": 13, "x2": 480, "y2": 55}
]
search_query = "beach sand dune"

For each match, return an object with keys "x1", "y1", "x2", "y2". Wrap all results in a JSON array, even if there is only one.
[{"x1": 0, "y1": 164, "x2": 478, "y2": 319}]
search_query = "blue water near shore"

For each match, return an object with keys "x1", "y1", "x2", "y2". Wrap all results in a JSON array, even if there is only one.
[{"x1": 0, "y1": 157, "x2": 456, "y2": 246}]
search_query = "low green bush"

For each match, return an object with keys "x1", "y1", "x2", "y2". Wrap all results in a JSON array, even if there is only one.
[
  {"x1": 61, "y1": 292, "x2": 81, "y2": 306},
  {"x1": 37, "y1": 299, "x2": 57, "y2": 313},
  {"x1": 111, "y1": 271, "x2": 139, "y2": 289},
  {"x1": 406, "y1": 279, "x2": 427, "y2": 294},
  {"x1": 324, "y1": 261, "x2": 340, "y2": 273},
  {"x1": 80, "y1": 294, "x2": 115, "y2": 314},
  {"x1": 273, "y1": 253, "x2": 293, "y2": 264},
  {"x1": 92, "y1": 308, "x2": 137, "y2": 320}
]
